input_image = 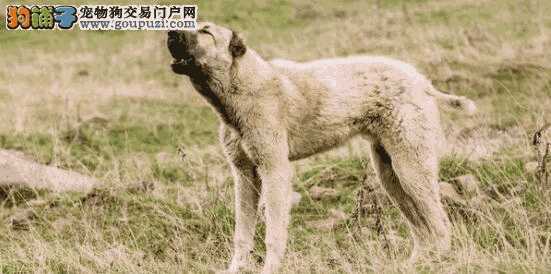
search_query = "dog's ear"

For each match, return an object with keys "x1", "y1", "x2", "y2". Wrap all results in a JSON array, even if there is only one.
[{"x1": 229, "y1": 31, "x2": 246, "y2": 58}]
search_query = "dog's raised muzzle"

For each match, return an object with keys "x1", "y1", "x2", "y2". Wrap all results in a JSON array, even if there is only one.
[
  {"x1": 167, "y1": 31, "x2": 189, "y2": 58},
  {"x1": 167, "y1": 30, "x2": 197, "y2": 74}
]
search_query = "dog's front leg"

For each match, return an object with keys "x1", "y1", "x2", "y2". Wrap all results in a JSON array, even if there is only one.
[
  {"x1": 220, "y1": 126, "x2": 261, "y2": 273},
  {"x1": 260, "y1": 160, "x2": 292, "y2": 274},
  {"x1": 244, "y1": 129, "x2": 293, "y2": 274},
  {"x1": 227, "y1": 160, "x2": 261, "y2": 272}
]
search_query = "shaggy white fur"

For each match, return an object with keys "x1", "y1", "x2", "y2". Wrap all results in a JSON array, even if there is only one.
[{"x1": 167, "y1": 22, "x2": 476, "y2": 274}]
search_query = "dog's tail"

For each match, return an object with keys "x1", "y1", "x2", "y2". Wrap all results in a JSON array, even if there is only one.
[{"x1": 426, "y1": 87, "x2": 477, "y2": 115}]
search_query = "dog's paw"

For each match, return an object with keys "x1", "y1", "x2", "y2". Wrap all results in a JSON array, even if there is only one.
[
  {"x1": 215, "y1": 269, "x2": 237, "y2": 274},
  {"x1": 291, "y1": 191, "x2": 302, "y2": 206},
  {"x1": 216, "y1": 258, "x2": 253, "y2": 274}
]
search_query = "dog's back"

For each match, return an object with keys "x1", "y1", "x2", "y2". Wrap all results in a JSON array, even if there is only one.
[{"x1": 270, "y1": 55, "x2": 475, "y2": 159}]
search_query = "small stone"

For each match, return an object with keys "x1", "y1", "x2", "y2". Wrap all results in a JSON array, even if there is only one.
[
  {"x1": 127, "y1": 181, "x2": 156, "y2": 193},
  {"x1": 155, "y1": 152, "x2": 173, "y2": 164},
  {"x1": 451, "y1": 174, "x2": 481, "y2": 197},
  {"x1": 306, "y1": 209, "x2": 347, "y2": 230},
  {"x1": 80, "y1": 114, "x2": 109, "y2": 127},
  {"x1": 524, "y1": 161, "x2": 539, "y2": 174},
  {"x1": 52, "y1": 218, "x2": 72, "y2": 232},
  {"x1": 77, "y1": 69, "x2": 89, "y2": 77},
  {"x1": 309, "y1": 186, "x2": 338, "y2": 200},
  {"x1": 329, "y1": 208, "x2": 347, "y2": 220},
  {"x1": 9, "y1": 208, "x2": 35, "y2": 230},
  {"x1": 28, "y1": 199, "x2": 49, "y2": 207},
  {"x1": 291, "y1": 191, "x2": 301, "y2": 206},
  {"x1": 439, "y1": 182, "x2": 465, "y2": 204}
]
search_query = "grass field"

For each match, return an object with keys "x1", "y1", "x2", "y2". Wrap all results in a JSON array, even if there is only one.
[{"x1": 1, "y1": 0, "x2": 551, "y2": 273}]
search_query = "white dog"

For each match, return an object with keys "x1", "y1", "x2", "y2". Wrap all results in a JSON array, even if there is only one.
[{"x1": 167, "y1": 22, "x2": 476, "y2": 274}]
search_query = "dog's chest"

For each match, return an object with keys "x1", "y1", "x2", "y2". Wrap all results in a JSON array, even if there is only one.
[{"x1": 287, "y1": 117, "x2": 359, "y2": 160}]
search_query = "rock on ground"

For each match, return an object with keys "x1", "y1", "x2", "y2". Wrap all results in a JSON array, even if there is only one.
[
  {"x1": 309, "y1": 185, "x2": 338, "y2": 200},
  {"x1": 450, "y1": 174, "x2": 481, "y2": 198},
  {"x1": 8, "y1": 208, "x2": 35, "y2": 230},
  {"x1": 440, "y1": 182, "x2": 466, "y2": 204},
  {"x1": 0, "y1": 149, "x2": 100, "y2": 193},
  {"x1": 524, "y1": 161, "x2": 539, "y2": 174},
  {"x1": 306, "y1": 209, "x2": 348, "y2": 230},
  {"x1": 291, "y1": 191, "x2": 302, "y2": 206}
]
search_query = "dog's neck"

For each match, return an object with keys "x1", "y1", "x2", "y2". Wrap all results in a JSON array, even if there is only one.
[
  {"x1": 189, "y1": 49, "x2": 281, "y2": 130},
  {"x1": 231, "y1": 50, "x2": 277, "y2": 95}
]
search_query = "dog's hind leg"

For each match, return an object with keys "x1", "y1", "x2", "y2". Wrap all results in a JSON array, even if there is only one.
[
  {"x1": 367, "y1": 135, "x2": 451, "y2": 259},
  {"x1": 220, "y1": 126, "x2": 262, "y2": 273}
]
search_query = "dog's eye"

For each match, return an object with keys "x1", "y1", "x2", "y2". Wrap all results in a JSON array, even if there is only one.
[
  {"x1": 198, "y1": 29, "x2": 216, "y2": 44},
  {"x1": 198, "y1": 29, "x2": 212, "y2": 35}
]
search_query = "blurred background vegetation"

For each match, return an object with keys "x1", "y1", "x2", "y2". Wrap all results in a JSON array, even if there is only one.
[{"x1": 1, "y1": 0, "x2": 550, "y2": 273}]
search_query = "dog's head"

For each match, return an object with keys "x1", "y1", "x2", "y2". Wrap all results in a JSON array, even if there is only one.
[{"x1": 167, "y1": 22, "x2": 246, "y2": 76}]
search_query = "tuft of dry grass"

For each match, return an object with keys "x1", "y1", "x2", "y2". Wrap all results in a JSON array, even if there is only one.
[{"x1": 1, "y1": 0, "x2": 551, "y2": 273}]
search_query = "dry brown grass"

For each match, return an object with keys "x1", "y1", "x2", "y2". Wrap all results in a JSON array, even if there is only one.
[{"x1": 1, "y1": 0, "x2": 551, "y2": 273}]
